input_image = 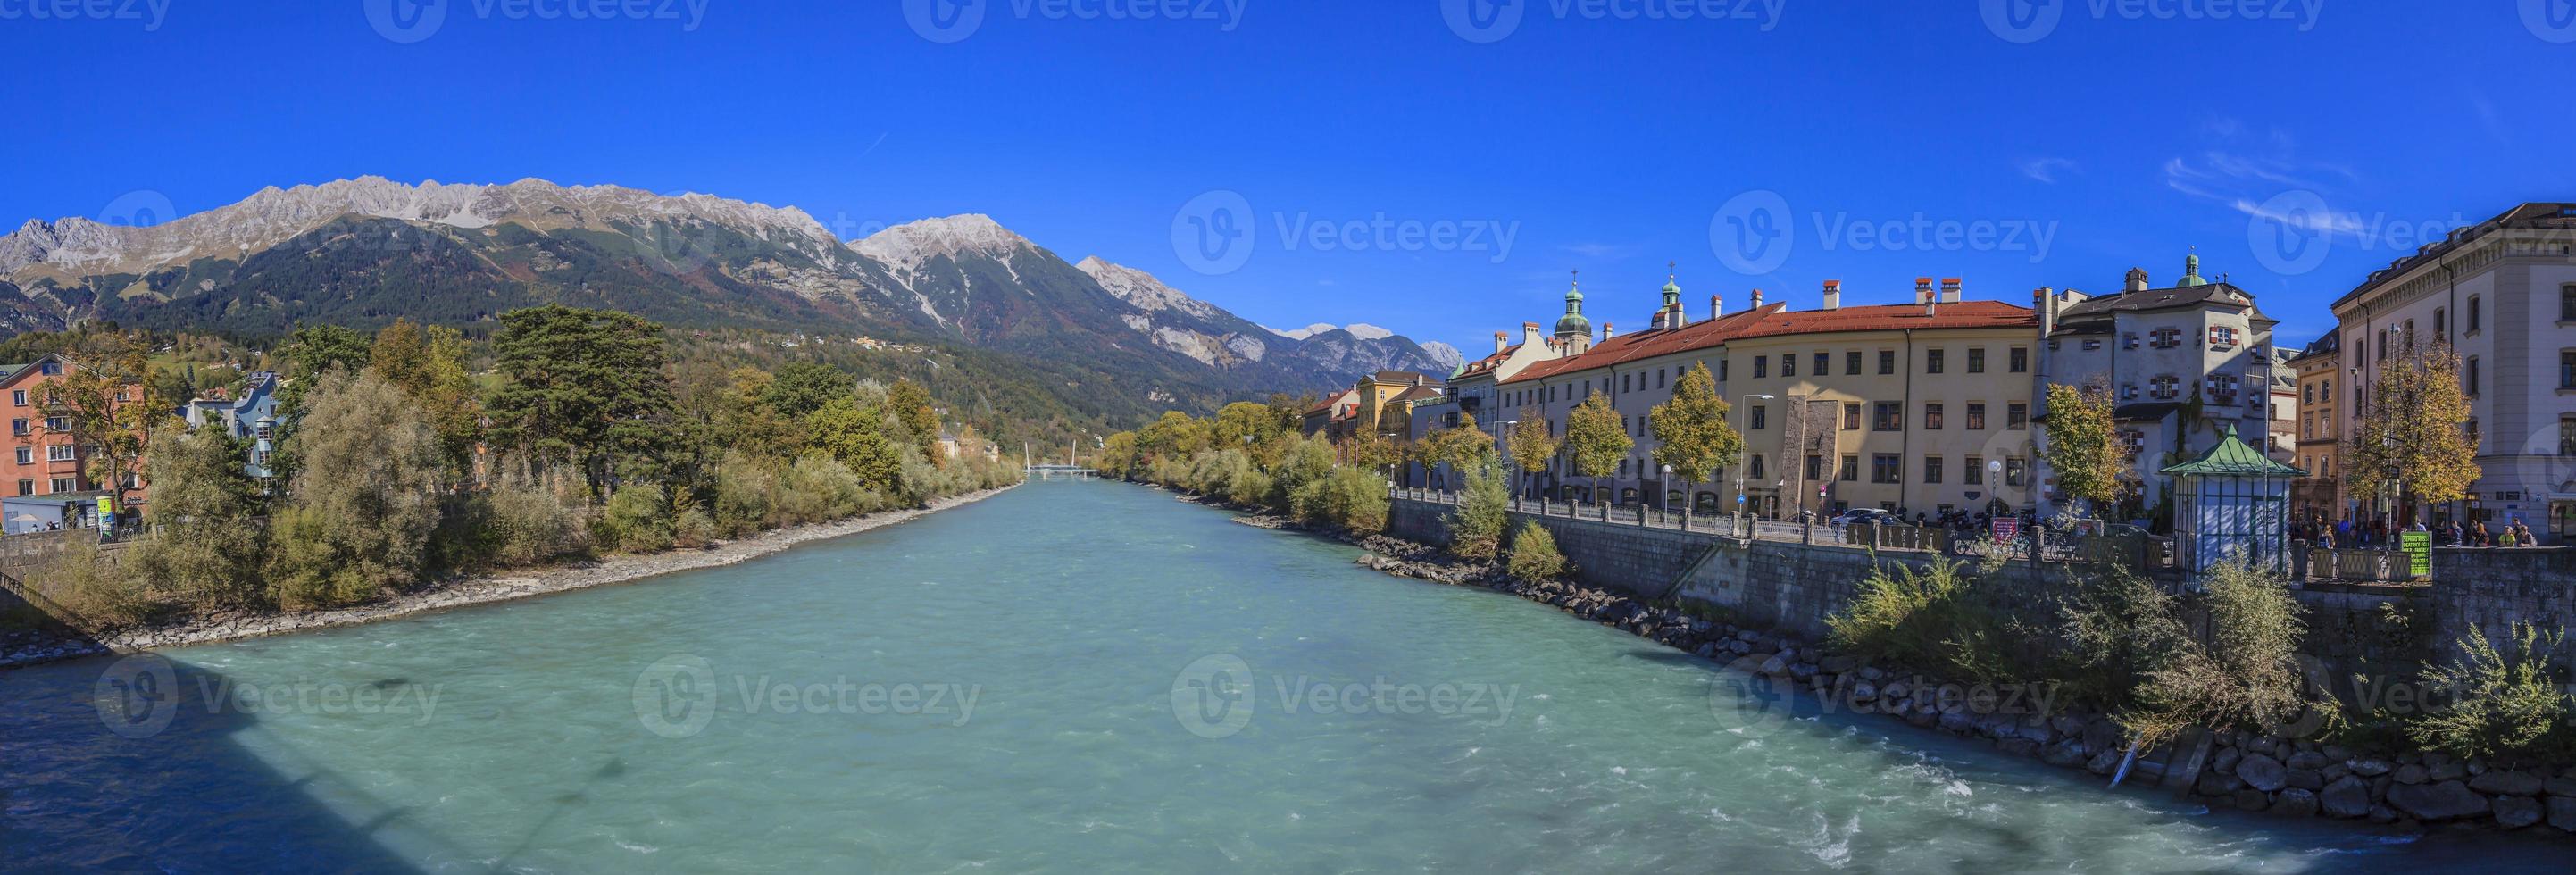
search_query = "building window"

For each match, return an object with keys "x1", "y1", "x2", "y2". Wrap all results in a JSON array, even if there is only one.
[
  {"x1": 1843, "y1": 404, "x2": 1860, "y2": 431},
  {"x1": 1754, "y1": 356, "x2": 1767, "y2": 379},
  {"x1": 2563, "y1": 285, "x2": 2576, "y2": 321},
  {"x1": 2006, "y1": 403, "x2": 2028, "y2": 429},
  {"x1": 2121, "y1": 383, "x2": 2139, "y2": 401},
  {"x1": 1873, "y1": 403, "x2": 1902, "y2": 431},
  {"x1": 38, "y1": 362, "x2": 58, "y2": 376},
  {"x1": 2563, "y1": 350, "x2": 2576, "y2": 389},
  {"x1": 1813, "y1": 352, "x2": 1829, "y2": 375},
  {"x1": 8, "y1": 419, "x2": 21, "y2": 437},
  {"x1": 1963, "y1": 454, "x2": 1984, "y2": 484},
  {"x1": 2210, "y1": 326, "x2": 2240, "y2": 348},
  {"x1": 2433, "y1": 308, "x2": 2445, "y2": 335},
  {"x1": 1923, "y1": 455, "x2": 1944, "y2": 484},
  {"x1": 12, "y1": 479, "x2": 27, "y2": 496},
  {"x1": 11, "y1": 447, "x2": 26, "y2": 464},
  {"x1": 1925, "y1": 348, "x2": 1945, "y2": 374},
  {"x1": 1657, "y1": 369, "x2": 1666, "y2": 389},
  {"x1": 1878, "y1": 350, "x2": 1896, "y2": 375},
  {"x1": 2562, "y1": 416, "x2": 2576, "y2": 456},
  {"x1": 1780, "y1": 354, "x2": 1796, "y2": 378},
  {"x1": 8, "y1": 390, "x2": 21, "y2": 407},
  {"x1": 2149, "y1": 328, "x2": 2181, "y2": 348},
  {"x1": 46, "y1": 445, "x2": 73, "y2": 462},
  {"x1": 1805, "y1": 454, "x2": 1823, "y2": 480},
  {"x1": 2468, "y1": 296, "x2": 2481, "y2": 332},
  {"x1": 1871, "y1": 454, "x2": 1901, "y2": 484},
  {"x1": 2465, "y1": 356, "x2": 2480, "y2": 396},
  {"x1": 2005, "y1": 457, "x2": 2028, "y2": 487},
  {"x1": 1839, "y1": 455, "x2": 1859, "y2": 482},
  {"x1": 44, "y1": 417, "x2": 67, "y2": 433},
  {"x1": 1923, "y1": 403, "x2": 1944, "y2": 429},
  {"x1": 2150, "y1": 376, "x2": 2180, "y2": 400},
  {"x1": 2009, "y1": 346, "x2": 2028, "y2": 373},
  {"x1": 1749, "y1": 405, "x2": 1767, "y2": 429},
  {"x1": 1965, "y1": 403, "x2": 1987, "y2": 430},
  {"x1": 1966, "y1": 347, "x2": 1985, "y2": 373},
  {"x1": 1749, "y1": 454, "x2": 1764, "y2": 479},
  {"x1": 1845, "y1": 351, "x2": 1862, "y2": 376},
  {"x1": 2082, "y1": 339, "x2": 2103, "y2": 352},
  {"x1": 48, "y1": 477, "x2": 73, "y2": 494},
  {"x1": 1718, "y1": 359, "x2": 1728, "y2": 382},
  {"x1": 1621, "y1": 374, "x2": 1630, "y2": 393}
]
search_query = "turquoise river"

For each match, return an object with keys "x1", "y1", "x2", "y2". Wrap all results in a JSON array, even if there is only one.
[{"x1": 3, "y1": 480, "x2": 2568, "y2": 871}]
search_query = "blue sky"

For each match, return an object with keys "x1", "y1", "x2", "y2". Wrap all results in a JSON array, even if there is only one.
[{"x1": 4, "y1": 1, "x2": 2572, "y2": 352}]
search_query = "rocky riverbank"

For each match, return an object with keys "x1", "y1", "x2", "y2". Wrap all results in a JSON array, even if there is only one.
[
  {"x1": 0, "y1": 485, "x2": 1019, "y2": 671},
  {"x1": 1163, "y1": 488, "x2": 2576, "y2": 838}
]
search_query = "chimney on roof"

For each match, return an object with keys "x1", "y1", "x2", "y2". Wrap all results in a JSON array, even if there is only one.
[
  {"x1": 1750, "y1": 288, "x2": 1764, "y2": 310},
  {"x1": 1820, "y1": 279, "x2": 1841, "y2": 311},
  {"x1": 1710, "y1": 293, "x2": 1723, "y2": 320},
  {"x1": 1602, "y1": 321, "x2": 1615, "y2": 340},
  {"x1": 1494, "y1": 331, "x2": 1508, "y2": 354},
  {"x1": 1914, "y1": 278, "x2": 1935, "y2": 304},
  {"x1": 2124, "y1": 268, "x2": 2148, "y2": 293},
  {"x1": 1939, "y1": 278, "x2": 1962, "y2": 304},
  {"x1": 1521, "y1": 321, "x2": 1544, "y2": 349},
  {"x1": 2037, "y1": 287, "x2": 2056, "y2": 337}
]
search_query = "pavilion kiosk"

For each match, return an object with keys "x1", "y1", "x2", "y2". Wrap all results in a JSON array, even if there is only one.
[{"x1": 2159, "y1": 426, "x2": 2305, "y2": 579}]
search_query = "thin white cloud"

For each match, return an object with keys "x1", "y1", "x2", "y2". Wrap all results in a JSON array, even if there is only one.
[
  {"x1": 1560, "y1": 241, "x2": 1645, "y2": 260},
  {"x1": 2018, "y1": 157, "x2": 2078, "y2": 184}
]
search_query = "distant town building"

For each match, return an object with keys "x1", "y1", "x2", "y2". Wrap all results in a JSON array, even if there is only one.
[
  {"x1": 2036, "y1": 255, "x2": 2278, "y2": 521},
  {"x1": 2285, "y1": 332, "x2": 2342, "y2": 521},
  {"x1": 2328, "y1": 202, "x2": 2576, "y2": 542},
  {"x1": 0, "y1": 354, "x2": 148, "y2": 527},
  {"x1": 183, "y1": 371, "x2": 281, "y2": 485}
]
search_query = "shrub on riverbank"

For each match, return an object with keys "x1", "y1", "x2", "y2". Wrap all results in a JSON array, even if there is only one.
[
  {"x1": 1296, "y1": 465, "x2": 1389, "y2": 535},
  {"x1": 1505, "y1": 521, "x2": 1567, "y2": 582},
  {"x1": 1105, "y1": 411, "x2": 1396, "y2": 537},
  {"x1": 2406, "y1": 622, "x2": 2574, "y2": 762},
  {"x1": 1825, "y1": 557, "x2": 2018, "y2": 683},
  {"x1": 1447, "y1": 457, "x2": 1509, "y2": 560},
  {"x1": 599, "y1": 485, "x2": 678, "y2": 554},
  {"x1": 2120, "y1": 560, "x2": 2320, "y2": 749}
]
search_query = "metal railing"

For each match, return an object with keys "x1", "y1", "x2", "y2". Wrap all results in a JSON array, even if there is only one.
[{"x1": 1387, "y1": 487, "x2": 2172, "y2": 564}]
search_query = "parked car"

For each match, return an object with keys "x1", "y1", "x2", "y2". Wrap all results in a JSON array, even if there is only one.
[{"x1": 1830, "y1": 508, "x2": 1895, "y2": 527}]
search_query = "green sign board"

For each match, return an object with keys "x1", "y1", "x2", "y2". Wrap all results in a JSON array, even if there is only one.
[{"x1": 2401, "y1": 530, "x2": 2431, "y2": 578}]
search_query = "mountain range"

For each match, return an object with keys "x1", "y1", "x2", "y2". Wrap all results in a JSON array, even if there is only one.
[{"x1": 0, "y1": 177, "x2": 1461, "y2": 424}]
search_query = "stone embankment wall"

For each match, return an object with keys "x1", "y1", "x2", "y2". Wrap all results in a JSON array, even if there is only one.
[{"x1": 0, "y1": 529, "x2": 128, "y2": 627}]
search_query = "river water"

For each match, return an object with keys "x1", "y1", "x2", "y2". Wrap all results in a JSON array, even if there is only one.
[{"x1": 2, "y1": 479, "x2": 2566, "y2": 871}]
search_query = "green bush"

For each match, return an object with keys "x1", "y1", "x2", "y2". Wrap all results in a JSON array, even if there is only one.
[
  {"x1": 472, "y1": 482, "x2": 592, "y2": 567},
  {"x1": 2406, "y1": 622, "x2": 2573, "y2": 762},
  {"x1": 1505, "y1": 520, "x2": 1567, "y2": 581},
  {"x1": 598, "y1": 485, "x2": 677, "y2": 554},
  {"x1": 1225, "y1": 469, "x2": 1274, "y2": 508},
  {"x1": 1824, "y1": 557, "x2": 2015, "y2": 684},
  {"x1": 1296, "y1": 465, "x2": 1388, "y2": 534},
  {"x1": 714, "y1": 453, "x2": 779, "y2": 537},
  {"x1": 268, "y1": 506, "x2": 386, "y2": 611},
  {"x1": 673, "y1": 508, "x2": 717, "y2": 548},
  {"x1": 2120, "y1": 559, "x2": 2316, "y2": 749},
  {"x1": 1447, "y1": 457, "x2": 1509, "y2": 560},
  {"x1": 36, "y1": 541, "x2": 158, "y2": 629}
]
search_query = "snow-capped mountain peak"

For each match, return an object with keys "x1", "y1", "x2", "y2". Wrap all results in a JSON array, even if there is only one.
[{"x1": 853, "y1": 214, "x2": 1033, "y2": 277}]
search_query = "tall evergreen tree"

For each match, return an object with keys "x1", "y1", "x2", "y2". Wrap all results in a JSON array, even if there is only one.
[{"x1": 486, "y1": 305, "x2": 678, "y2": 491}]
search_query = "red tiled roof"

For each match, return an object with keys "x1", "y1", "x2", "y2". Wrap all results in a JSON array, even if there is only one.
[
  {"x1": 1498, "y1": 300, "x2": 2034, "y2": 385},
  {"x1": 1453, "y1": 344, "x2": 1523, "y2": 379}
]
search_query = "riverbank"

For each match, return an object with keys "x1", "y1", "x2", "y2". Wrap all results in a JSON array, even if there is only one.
[
  {"x1": 1163, "y1": 485, "x2": 2576, "y2": 838},
  {"x1": 0, "y1": 484, "x2": 1018, "y2": 671}
]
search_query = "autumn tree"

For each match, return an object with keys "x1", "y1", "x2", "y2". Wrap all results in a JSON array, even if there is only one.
[
  {"x1": 2039, "y1": 380, "x2": 2132, "y2": 518},
  {"x1": 371, "y1": 320, "x2": 484, "y2": 479},
  {"x1": 267, "y1": 375, "x2": 446, "y2": 609},
  {"x1": 1563, "y1": 392, "x2": 1632, "y2": 504},
  {"x1": 1421, "y1": 411, "x2": 1496, "y2": 473},
  {"x1": 1212, "y1": 400, "x2": 1293, "y2": 449},
  {"x1": 127, "y1": 424, "x2": 264, "y2": 609},
  {"x1": 1340, "y1": 428, "x2": 1402, "y2": 473},
  {"x1": 805, "y1": 397, "x2": 904, "y2": 494},
  {"x1": 1648, "y1": 363, "x2": 1741, "y2": 512},
  {"x1": 1506, "y1": 409, "x2": 1560, "y2": 500},
  {"x1": 886, "y1": 379, "x2": 944, "y2": 463},
  {"x1": 41, "y1": 333, "x2": 153, "y2": 504},
  {"x1": 2345, "y1": 341, "x2": 2480, "y2": 518},
  {"x1": 763, "y1": 362, "x2": 851, "y2": 420}
]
